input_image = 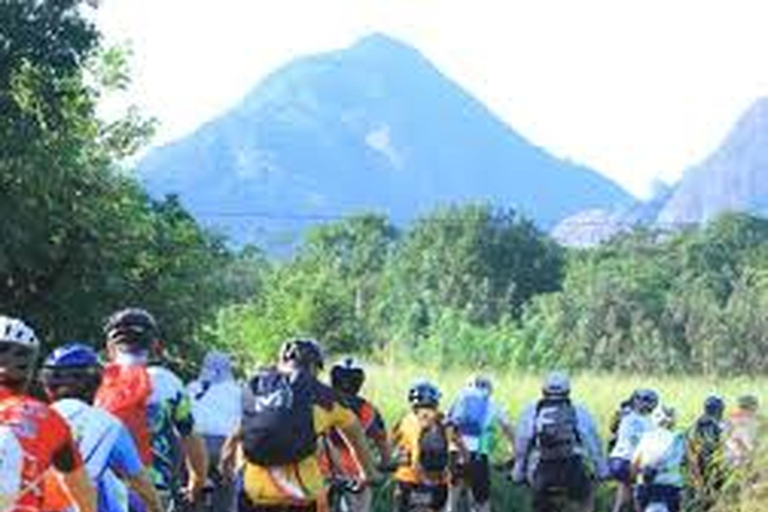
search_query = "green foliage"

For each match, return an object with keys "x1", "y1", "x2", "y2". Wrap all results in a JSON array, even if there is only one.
[{"x1": 0, "y1": 0, "x2": 235, "y2": 369}]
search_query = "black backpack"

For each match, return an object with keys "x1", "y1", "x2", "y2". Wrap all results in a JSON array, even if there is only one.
[
  {"x1": 417, "y1": 417, "x2": 450, "y2": 473},
  {"x1": 241, "y1": 368, "x2": 317, "y2": 466},
  {"x1": 534, "y1": 398, "x2": 581, "y2": 462}
]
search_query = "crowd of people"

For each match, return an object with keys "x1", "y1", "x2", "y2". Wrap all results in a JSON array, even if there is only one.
[{"x1": 0, "y1": 309, "x2": 763, "y2": 512}]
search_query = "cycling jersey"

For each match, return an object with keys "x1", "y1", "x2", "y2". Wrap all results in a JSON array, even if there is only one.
[
  {"x1": 0, "y1": 389, "x2": 82, "y2": 512},
  {"x1": 241, "y1": 377, "x2": 357, "y2": 506},
  {"x1": 321, "y1": 395, "x2": 386, "y2": 480},
  {"x1": 147, "y1": 366, "x2": 196, "y2": 491},
  {"x1": 44, "y1": 398, "x2": 144, "y2": 512},
  {"x1": 392, "y1": 408, "x2": 458, "y2": 486}
]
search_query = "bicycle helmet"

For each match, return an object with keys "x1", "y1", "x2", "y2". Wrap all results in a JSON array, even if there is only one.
[
  {"x1": 467, "y1": 374, "x2": 493, "y2": 395},
  {"x1": 103, "y1": 307, "x2": 159, "y2": 352},
  {"x1": 704, "y1": 395, "x2": 725, "y2": 419},
  {"x1": 330, "y1": 357, "x2": 365, "y2": 395},
  {"x1": 41, "y1": 343, "x2": 102, "y2": 389},
  {"x1": 0, "y1": 316, "x2": 40, "y2": 380},
  {"x1": 737, "y1": 394, "x2": 759, "y2": 412},
  {"x1": 542, "y1": 371, "x2": 570, "y2": 397},
  {"x1": 634, "y1": 389, "x2": 660, "y2": 414},
  {"x1": 279, "y1": 338, "x2": 324, "y2": 371},
  {"x1": 408, "y1": 379, "x2": 441, "y2": 408}
]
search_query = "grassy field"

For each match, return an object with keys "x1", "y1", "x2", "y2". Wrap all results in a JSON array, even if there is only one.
[{"x1": 348, "y1": 365, "x2": 767, "y2": 512}]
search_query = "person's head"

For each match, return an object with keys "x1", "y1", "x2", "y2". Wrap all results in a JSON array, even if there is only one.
[
  {"x1": 737, "y1": 394, "x2": 759, "y2": 413},
  {"x1": 466, "y1": 374, "x2": 493, "y2": 396},
  {"x1": 653, "y1": 405, "x2": 676, "y2": 430},
  {"x1": 199, "y1": 350, "x2": 234, "y2": 384},
  {"x1": 278, "y1": 338, "x2": 324, "y2": 376},
  {"x1": 408, "y1": 379, "x2": 441, "y2": 410},
  {"x1": 0, "y1": 316, "x2": 40, "y2": 392},
  {"x1": 330, "y1": 357, "x2": 365, "y2": 395},
  {"x1": 40, "y1": 343, "x2": 102, "y2": 403},
  {"x1": 704, "y1": 395, "x2": 725, "y2": 420},
  {"x1": 633, "y1": 388, "x2": 660, "y2": 415},
  {"x1": 542, "y1": 371, "x2": 570, "y2": 400},
  {"x1": 103, "y1": 307, "x2": 159, "y2": 364}
]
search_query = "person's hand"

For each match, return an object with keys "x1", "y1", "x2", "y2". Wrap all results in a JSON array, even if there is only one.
[{"x1": 184, "y1": 475, "x2": 205, "y2": 503}]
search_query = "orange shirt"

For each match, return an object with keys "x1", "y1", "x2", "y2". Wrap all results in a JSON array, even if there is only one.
[{"x1": 0, "y1": 388, "x2": 82, "y2": 512}]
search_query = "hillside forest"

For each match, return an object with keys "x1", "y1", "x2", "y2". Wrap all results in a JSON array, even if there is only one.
[{"x1": 3, "y1": 0, "x2": 768, "y2": 379}]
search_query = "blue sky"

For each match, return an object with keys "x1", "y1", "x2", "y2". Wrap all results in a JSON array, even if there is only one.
[{"x1": 95, "y1": 0, "x2": 768, "y2": 198}]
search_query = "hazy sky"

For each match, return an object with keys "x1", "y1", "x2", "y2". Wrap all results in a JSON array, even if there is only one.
[{"x1": 96, "y1": 0, "x2": 768, "y2": 198}]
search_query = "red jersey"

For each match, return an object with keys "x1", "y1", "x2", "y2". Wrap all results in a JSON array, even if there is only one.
[{"x1": 0, "y1": 388, "x2": 82, "y2": 512}]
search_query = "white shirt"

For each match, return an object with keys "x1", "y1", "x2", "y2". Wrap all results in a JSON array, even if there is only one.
[
  {"x1": 187, "y1": 379, "x2": 242, "y2": 437},
  {"x1": 632, "y1": 428, "x2": 686, "y2": 487},
  {"x1": 611, "y1": 411, "x2": 654, "y2": 460}
]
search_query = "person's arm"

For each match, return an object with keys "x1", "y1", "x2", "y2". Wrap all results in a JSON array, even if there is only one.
[
  {"x1": 219, "y1": 426, "x2": 243, "y2": 479},
  {"x1": 61, "y1": 467, "x2": 97, "y2": 512},
  {"x1": 171, "y1": 389, "x2": 209, "y2": 500},
  {"x1": 181, "y1": 433, "x2": 209, "y2": 498},
  {"x1": 109, "y1": 426, "x2": 164, "y2": 512},
  {"x1": 511, "y1": 405, "x2": 534, "y2": 483},
  {"x1": 126, "y1": 470, "x2": 164, "y2": 512},
  {"x1": 335, "y1": 407, "x2": 382, "y2": 482},
  {"x1": 576, "y1": 406, "x2": 609, "y2": 480},
  {"x1": 492, "y1": 402, "x2": 516, "y2": 455}
]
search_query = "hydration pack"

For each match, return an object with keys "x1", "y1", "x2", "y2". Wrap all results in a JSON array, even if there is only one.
[
  {"x1": 534, "y1": 399, "x2": 580, "y2": 461},
  {"x1": 416, "y1": 416, "x2": 449, "y2": 473},
  {"x1": 450, "y1": 391, "x2": 489, "y2": 438},
  {"x1": 241, "y1": 368, "x2": 316, "y2": 466}
]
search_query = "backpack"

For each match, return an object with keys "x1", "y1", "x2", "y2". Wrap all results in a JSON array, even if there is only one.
[
  {"x1": 415, "y1": 414, "x2": 450, "y2": 473},
  {"x1": 690, "y1": 417, "x2": 722, "y2": 476},
  {"x1": 0, "y1": 424, "x2": 23, "y2": 509},
  {"x1": 450, "y1": 391, "x2": 489, "y2": 438},
  {"x1": 534, "y1": 399, "x2": 580, "y2": 462},
  {"x1": 241, "y1": 368, "x2": 316, "y2": 466},
  {"x1": 95, "y1": 363, "x2": 153, "y2": 465}
]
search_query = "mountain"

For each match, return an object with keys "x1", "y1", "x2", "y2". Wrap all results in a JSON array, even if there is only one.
[
  {"x1": 657, "y1": 98, "x2": 768, "y2": 225},
  {"x1": 137, "y1": 33, "x2": 632, "y2": 248}
]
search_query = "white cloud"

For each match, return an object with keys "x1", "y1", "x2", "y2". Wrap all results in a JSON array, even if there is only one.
[{"x1": 96, "y1": 0, "x2": 768, "y2": 198}]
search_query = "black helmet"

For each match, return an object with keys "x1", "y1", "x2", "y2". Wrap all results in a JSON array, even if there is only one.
[
  {"x1": 634, "y1": 389, "x2": 660, "y2": 414},
  {"x1": 408, "y1": 380, "x2": 441, "y2": 408},
  {"x1": 104, "y1": 308, "x2": 159, "y2": 351},
  {"x1": 330, "y1": 357, "x2": 365, "y2": 395},
  {"x1": 704, "y1": 395, "x2": 725, "y2": 419},
  {"x1": 41, "y1": 343, "x2": 102, "y2": 390},
  {"x1": 279, "y1": 338, "x2": 324, "y2": 371}
]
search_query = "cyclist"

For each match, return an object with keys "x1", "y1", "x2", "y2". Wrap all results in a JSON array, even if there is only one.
[
  {"x1": 631, "y1": 405, "x2": 686, "y2": 512},
  {"x1": 40, "y1": 343, "x2": 163, "y2": 512},
  {"x1": 0, "y1": 315, "x2": 96, "y2": 512},
  {"x1": 512, "y1": 371, "x2": 608, "y2": 512},
  {"x1": 187, "y1": 350, "x2": 242, "y2": 512},
  {"x1": 609, "y1": 388, "x2": 659, "y2": 512},
  {"x1": 323, "y1": 357, "x2": 390, "y2": 512},
  {"x1": 391, "y1": 380, "x2": 467, "y2": 512},
  {"x1": 724, "y1": 394, "x2": 762, "y2": 471},
  {"x1": 446, "y1": 375, "x2": 514, "y2": 512},
  {"x1": 220, "y1": 338, "x2": 381, "y2": 512},
  {"x1": 686, "y1": 395, "x2": 727, "y2": 510},
  {"x1": 96, "y1": 308, "x2": 208, "y2": 509}
]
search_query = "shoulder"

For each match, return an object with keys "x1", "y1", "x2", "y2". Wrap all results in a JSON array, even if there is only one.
[{"x1": 149, "y1": 366, "x2": 187, "y2": 400}]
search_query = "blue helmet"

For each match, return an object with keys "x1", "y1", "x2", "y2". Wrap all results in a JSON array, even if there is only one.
[
  {"x1": 41, "y1": 343, "x2": 101, "y2": 388},
  {"x1": 408, "y1": 379, "x2": 441, "y2": 408},
  {"x1": 704, "y1": 395, "x2": 725, "y2": 419}
]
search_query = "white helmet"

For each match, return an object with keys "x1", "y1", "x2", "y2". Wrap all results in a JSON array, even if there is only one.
[
  {"x1": 653, "y1": 405, "x2": 676, "y2": 429},
  {"x1": 543, "y1": 371, "x2": 571, "y2": 397},
  {"x1": 466, "y1": 374, "x2": 493, "y2": 395},
  {"x1": 0, "y1": 316, "x2": 40, "y2": 378}
]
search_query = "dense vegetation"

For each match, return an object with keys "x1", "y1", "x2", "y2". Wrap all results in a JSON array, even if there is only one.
[{"x1": 6, "y1": 0, "x2": 768, "y2": 381}]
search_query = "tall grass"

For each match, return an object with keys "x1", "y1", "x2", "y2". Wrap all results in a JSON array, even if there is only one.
[{"x1": 351, "y1": 365, "x2": 767, "y2": 512}]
